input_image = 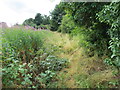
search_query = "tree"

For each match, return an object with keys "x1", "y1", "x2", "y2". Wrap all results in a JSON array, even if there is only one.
[
  {"x1": 42, "y1": 15, "x2": 50, "y2": 25},
  {"x1": 23, "y1": 18, "x2": 34, "y2": 26},
  {"x1": 23, "y1": 13, "x2": 51, "y2": 29},
  {"x1": 50, "y1": 2, "x2": 66, "y2": 31},
  {"x1": 34, "y1": 13, "x2": 43, "y2": 26},
  {"x1": 65, "y1": 2, "x2": 110, "y2": 27},
  {"x1": 63, "y1": 2, "x2": 111, "y2": 56}
]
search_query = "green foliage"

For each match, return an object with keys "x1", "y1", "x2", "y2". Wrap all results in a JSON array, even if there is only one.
[
  {"x1": 108, "y1": 80, "x2": 119, "y2": 88},
  {"x1": 2, "y1": 28, "x2": 68, "y2": 88},
  {"x1": 70, "y1": 26, "x2": 109, "y2": 56},
  {"x1": 2, "y1": 60, "x2": 33, "y2": 88},
  {"x1": 2, "y1": 28, "x2": 44, "y2": 63},
  {"x1": 23, "y1": 18, "x2": 35, "y2": 27},
  {"x1": 39, "y1": 70, "x2": 56, "y2": 85},
  {"x1": 75, "y1": 73, "x2": 119, "y2": 88},
  {"x1": 50, "y1": 2, "x2": 66, "y2": 31},
  {"x1": 61, "y1": 2, "x2": 111, "y2": 56},
  {"x1": 2, "y1": 2, "x2": 120, "y2": 88},
  {"x1": 2, "y1": 59, "x2": 49, "y2": 88},
  {"x1": 76, "y1": 74, "x2": 89, "y2": 88},
  {"x1": 58, "y1": 14, "x2": 75, "y2": 33},
  {"x1": 104, "y1": 58, "x2": 114, "y2": 66},
  {"x1": 2, "y1": 55, "x2": 68, "y2": 88},
  {"x1": 39, "y1": 55, "x2": 68, "y2": 71},
  {"x1": 70, "y1": 27, "x2": 90, "y2": 48},
  {"x1": 97, "y1": 2, "x2": 120, "y2": 69},
  {"x1": 65, "y1": 2, "x2": 110, "y2": 27},
  {"x1": 42, "y1": 15, "x2": 50, "y2": 25},
  {"x1": 34, "y1": 13, "x2": 43, "y2": 26},
  {"x1": 23, "y1": 13, "x2": 50, "y2": 29}
]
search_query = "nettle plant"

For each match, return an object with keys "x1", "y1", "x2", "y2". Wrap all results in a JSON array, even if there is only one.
[
  {"x1": 2, "y1": 47, "x2": 68, "y2": 88},
  {"x1": 2, "y1": 60, "x2": 33, "y2": 88},
  {"x1": 39, "y1": 55, "x2": 68, "y2": 71},
  {"x1": 2, "y1": 55, "x2": 68, "y2": 88},
  {"x1": 97, "y1": 3, "x2": 120, "y2": 70}
]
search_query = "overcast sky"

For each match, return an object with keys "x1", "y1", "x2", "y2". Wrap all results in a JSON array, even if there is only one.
[{"x1": 0, "y1": 0, "x2": 61, "y2": 26}]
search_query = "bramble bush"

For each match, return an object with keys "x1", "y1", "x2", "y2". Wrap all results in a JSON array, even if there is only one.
[
  {"x1": 2, "y1": 28, "x2": 69, "y2": 88},
  {"x1": 2, "y1": 55, "x2": 68, "y2": 88}
]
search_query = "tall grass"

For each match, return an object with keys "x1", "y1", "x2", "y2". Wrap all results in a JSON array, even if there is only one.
[{"x1": 2, "y1": 28, "x2": 44, "y2": 63}]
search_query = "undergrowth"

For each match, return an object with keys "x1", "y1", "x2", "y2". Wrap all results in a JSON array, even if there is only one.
[
  {"x1": 1, "y1": 28, "x2": 68, "y2": 88},
  {"x1": 1, "y1": 28, "x2": 119, "y2": 88}
]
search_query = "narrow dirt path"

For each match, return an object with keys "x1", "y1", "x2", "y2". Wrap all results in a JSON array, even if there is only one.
[
  {"x1": 62, "y1": 48, "x2": 85, "y2": 88},
  {"x1": 65, "y1": 54, "x2": 79, "y2": 88},
  {"x1": 56, "y1": 33, "x2": 82, "y2": 88}
]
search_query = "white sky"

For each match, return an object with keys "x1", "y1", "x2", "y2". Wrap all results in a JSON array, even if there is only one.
[{"x1": 0, "y1": 0, "x2": 61, "y2": 26}]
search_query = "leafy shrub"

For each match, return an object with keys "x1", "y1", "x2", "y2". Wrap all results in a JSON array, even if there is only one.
[
  {"x1": 97, "y1": 2, "x2": 120, "y2": 69},
  {"x1": 39, "y1": 70, "x2": 56, "y2": 85},
  {"x1": 71, "y1": 26, "x2": 110, "y2": 56},
  {"x1": 39, "y1": 55, "x2": 68, "y2": 71},
  {"x1": 58, "y1": 14, "x2": 75, "y2": 33},
  {"x1": 2, "y1": 60, "x2": 33, "y2": 88},
  {"x1": 2, "y1": 53, "x2": 68, "y2": 88},
  {"x1": 62, "y1": 2, "x2": 110, "y2": 56},
  {"x1": 2, "y1": 55, "x2": 68, "y2": 88},
  {"x1": 50, "y1": 2, "x2": 66, "y2": 31}
]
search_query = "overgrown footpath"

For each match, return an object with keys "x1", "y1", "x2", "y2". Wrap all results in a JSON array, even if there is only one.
[
  {"x1": 1, "y1": 28, "x2": 119, "y2": 88},
  {"x1": 52, "y1": 32, "x2": 119, "y2": 88}
]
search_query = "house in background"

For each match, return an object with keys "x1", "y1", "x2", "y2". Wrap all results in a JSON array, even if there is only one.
[{"x1": 0, "y1": 22, "x2": 8, "y2": 28}]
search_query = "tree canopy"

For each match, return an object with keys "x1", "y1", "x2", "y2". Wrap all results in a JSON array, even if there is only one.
[
  {"x1": 23, "y1": 13, "x2": 50, "y2": 29},
  {"x1": 50, "y1": 2, "x2": 66, "y2": 31}
]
